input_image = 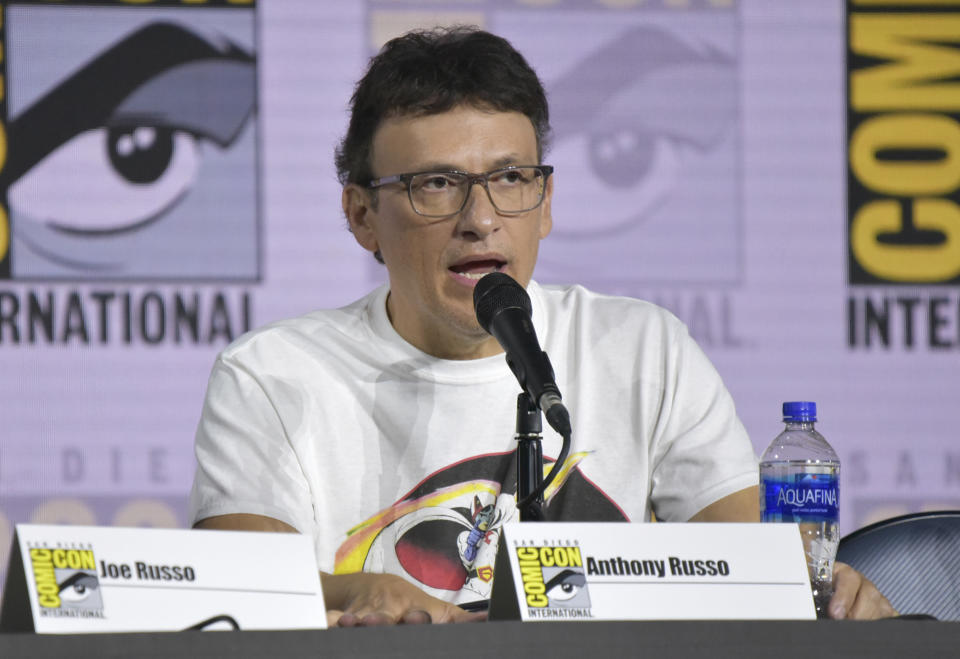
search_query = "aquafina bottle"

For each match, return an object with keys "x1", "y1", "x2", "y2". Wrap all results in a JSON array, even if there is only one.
[{"x1": 760, "y1": 401, "x2": 840, "y2": 618}]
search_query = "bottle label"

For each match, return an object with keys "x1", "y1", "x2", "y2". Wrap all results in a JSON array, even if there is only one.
[{"x1": 761, "y1": 474, "x2": 839, "y2": 522}]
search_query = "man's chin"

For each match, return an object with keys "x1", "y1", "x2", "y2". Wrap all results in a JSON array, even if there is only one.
[{"x1": 442, "y1": 314, "x2": 503, "y2": 358}]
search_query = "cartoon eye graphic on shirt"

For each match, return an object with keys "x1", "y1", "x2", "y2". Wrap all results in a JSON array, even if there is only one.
[
  {"x1": 544, "y1": 569, "x2": 586, "y2": 603},
  {"x1": 57, "y1": 572, "x2": 100, "y2": 603},
  {"x1": 548, "y1": 25, "x2": 737, "y2": 237},
  {"x1": 4, "y1": 21, "x2": 255, "y2": 270}
]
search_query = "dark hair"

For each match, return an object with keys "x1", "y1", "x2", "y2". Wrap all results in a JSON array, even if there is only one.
[{"x1": 335, "y1": 26, "x2": 551, "y2": 186}]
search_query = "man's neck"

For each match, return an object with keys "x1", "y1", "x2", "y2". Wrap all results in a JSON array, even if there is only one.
[
  {"x1": 432, "y1": 335, "x2": 504, "y2": 361},
  {"x1": 385, "y1": 292, "x2": 504, "y2": 361}
]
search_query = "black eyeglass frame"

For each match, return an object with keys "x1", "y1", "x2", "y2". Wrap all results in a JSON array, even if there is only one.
[{"x1": 366, "y1": 165, "x2": 554, "y2": 218}]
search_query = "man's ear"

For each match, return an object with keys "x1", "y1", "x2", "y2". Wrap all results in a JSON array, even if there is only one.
[{"x1": 342, "y1": 184, "x2": 379, "y2": 255}]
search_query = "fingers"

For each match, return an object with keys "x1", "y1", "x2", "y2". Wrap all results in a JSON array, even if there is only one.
[
  {"x1": 849, "y1": 590, "x2": 898, "y2": 620},
  {"x1": 827, "y1": 562, "x2": 857, "y2": 619},
  {"x1": 828, "y1": 562, "x2": 898, "y2": 620},
  {"x1": 337, "y1": 611, "x2": 397, "y2": 627},
  {"x1": 339, "y1": 600, "x2": 482, "y2": 626},
  {"x1": 337, "y1": 604, "x2": 477, "y2": 627},
  {"x1": 330, "y1": 572, "x2": 482, "y2": 627},
  {"x1": 400, "y1": 609, "x2": 433, "y2": 625},
  {"x1": 846, "y1": 574, "x2": 898, "y2": 620},
  {"x1": 427, "y1": 603, "x2": 487, "y2": 624}
]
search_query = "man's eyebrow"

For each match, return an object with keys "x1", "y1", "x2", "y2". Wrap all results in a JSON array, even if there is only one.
[
  {"x1": 489, "y1": 155, "x2": 529, "y2": 170},
  {"x1": 406, "y1": 155, "x2": 533, "y2": 174},
  {"x1": 405, "y1": 162, "x2": 463, "y2": 173}
]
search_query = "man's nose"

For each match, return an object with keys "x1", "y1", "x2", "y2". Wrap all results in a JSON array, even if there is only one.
[{"x1": 456, "y1": 180, "x2": 501, "y2": 237}]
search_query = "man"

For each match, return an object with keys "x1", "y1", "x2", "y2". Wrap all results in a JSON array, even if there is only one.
[{"x1": 190, "y1": 27, "x2": 894, "y2": 625}]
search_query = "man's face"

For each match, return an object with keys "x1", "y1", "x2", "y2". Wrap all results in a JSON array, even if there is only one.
[{"x1": 346, "y1": 105, "x2": 552, "y2": 359}]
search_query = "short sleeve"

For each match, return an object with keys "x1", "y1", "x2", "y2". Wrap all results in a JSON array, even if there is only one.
[
  {"x1": 189, "y1": 352, "x2": 316, "y2": 534},
  {"x1": 648, "y1": 323, "x2": 759, "y2": 522}
]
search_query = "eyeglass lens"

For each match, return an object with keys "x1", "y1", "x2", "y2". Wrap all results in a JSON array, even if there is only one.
[{"x1": 409, "y1": 167, "x2": 546, "y2": 216}]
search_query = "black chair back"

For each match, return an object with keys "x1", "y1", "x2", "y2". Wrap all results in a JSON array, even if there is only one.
[{"x1": 836, "y1": 511, "x2": 960, "y2": 621}]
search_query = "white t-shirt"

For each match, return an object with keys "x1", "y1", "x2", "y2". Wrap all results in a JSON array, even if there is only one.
[{"x1": 189, "y1": 281, "x2": 758, "y2": 604}]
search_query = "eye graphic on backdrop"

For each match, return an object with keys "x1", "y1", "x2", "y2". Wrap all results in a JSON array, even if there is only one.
[
  {"x1": 3, "y1": 21, "x2": 256, "y2": 273},
  {"x1": 548, "y1": 26, "x2": 737, "y2": 237},
  {"x1": 11, "y1": 126, "x2": 200, "y2": 235}
]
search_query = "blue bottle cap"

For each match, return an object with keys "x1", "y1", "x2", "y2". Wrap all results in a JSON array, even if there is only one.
[{"x1": 782, "y1": 401, "x2": 817, "y2": 422}]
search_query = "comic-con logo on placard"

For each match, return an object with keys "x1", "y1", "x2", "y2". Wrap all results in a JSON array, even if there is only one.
[
  {"x1": 846, "y1": 2, "x2": 960, "y2": 350},
  {"x1": 515, "y1": 544, "x2": 592, "y2": 619},
  {"x1": 29, "y1": 544, "x2": 104, "y2": 618},
  {"x1": 0, "y1": 0, "x2": 258, "y2": 281}
]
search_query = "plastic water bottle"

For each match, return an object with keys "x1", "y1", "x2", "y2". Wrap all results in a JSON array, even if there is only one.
[{"x1": 760, "y1": 401, "x2": 840, "y2": 618}]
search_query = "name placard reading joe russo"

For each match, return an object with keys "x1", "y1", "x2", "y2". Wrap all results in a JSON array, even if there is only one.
[
  {"x1": 489, "y1": 522, "x2": 815, "y2": 621},
  {"x1": 2, "y1": 524, "x2": 325, "y2": 633}
]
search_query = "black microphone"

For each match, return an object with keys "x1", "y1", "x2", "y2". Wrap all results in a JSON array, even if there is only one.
[{"x1": 473, "y1": 272, "x2": 572, "y2": 437}]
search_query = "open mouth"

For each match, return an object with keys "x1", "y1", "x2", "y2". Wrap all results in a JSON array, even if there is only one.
[{"x1": 449, "y1": 259, "x2": 506, "y2": 281}]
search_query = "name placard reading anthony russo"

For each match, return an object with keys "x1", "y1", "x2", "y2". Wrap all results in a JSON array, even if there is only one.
[
  {"x1": 9, "y1": 524, "x2": 325, "y2": 633},
  {"x1": 498, "y1": 522, "x2": 815, "y2": 621}
]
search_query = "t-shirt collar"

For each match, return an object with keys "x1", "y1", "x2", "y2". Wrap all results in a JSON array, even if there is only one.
[{"x1": 366, "y1": 279, "x2": 548, "y2": 384}]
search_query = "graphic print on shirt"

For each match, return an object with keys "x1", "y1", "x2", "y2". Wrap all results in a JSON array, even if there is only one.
[{"x1": 333, "y1": 451, "x2": 627, "y2": 604}]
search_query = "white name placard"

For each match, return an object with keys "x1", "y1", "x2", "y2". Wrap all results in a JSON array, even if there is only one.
[
  {"x1": 489, "y1": 522, "x2": 815, "y2": 621},
  {"x1": 0, "y1": 524, "x2": 326, "y2": 633}
]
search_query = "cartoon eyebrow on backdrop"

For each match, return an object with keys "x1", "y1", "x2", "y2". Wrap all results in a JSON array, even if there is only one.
[
  {"x1": 4, "y1": 21, "x2": 254, "y2": 188},
  {"x1": 4, "y1": 21, "x2": 255, "y2": 272}
]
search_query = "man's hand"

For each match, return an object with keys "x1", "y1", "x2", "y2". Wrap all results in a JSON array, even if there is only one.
[
  {"x1": 322, "y1": 572, "x2": 486, "y2": 627},
  {"x1": 687, "y1": 492, "x2": 898, "y2": 620},
  {"x1": 828, "y1": 562, "x2": 897, "y2": 620},
  {"x1": 194, "y1": 514, "x2": 485, "y2": 626}
]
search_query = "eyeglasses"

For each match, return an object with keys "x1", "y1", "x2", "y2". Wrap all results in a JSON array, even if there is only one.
[{"x1": 367, "y1": 165, "x2": 554, "y2": 218}]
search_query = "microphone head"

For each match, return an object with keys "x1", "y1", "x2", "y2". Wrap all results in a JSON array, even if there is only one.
[{"x1": 473, "y1": 272, "x2": 532, "y2": 334}]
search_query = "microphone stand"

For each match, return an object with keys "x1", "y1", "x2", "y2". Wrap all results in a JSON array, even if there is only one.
[{"x1": 515, "y1": 393, "x2": 546, "y2": 521}]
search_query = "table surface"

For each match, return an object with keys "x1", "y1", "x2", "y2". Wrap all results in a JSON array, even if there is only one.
[{"x1": 1, "y1": 619, "x2": 958, "y2": 659}]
